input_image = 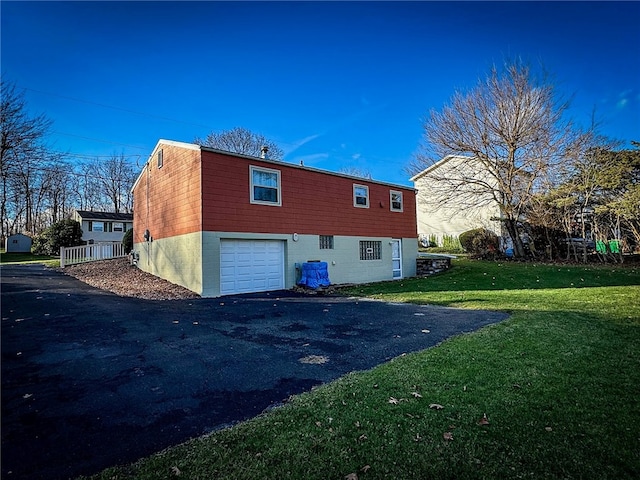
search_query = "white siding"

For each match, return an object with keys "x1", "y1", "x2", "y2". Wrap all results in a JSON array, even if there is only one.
[{"x1": 412, "y1": 156, "x2": 503, "y2": 243}]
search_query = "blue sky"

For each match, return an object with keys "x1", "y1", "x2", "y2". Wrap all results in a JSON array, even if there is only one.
[{"x1": 2, "y1": 1, "x2": 639, "y2": 186}]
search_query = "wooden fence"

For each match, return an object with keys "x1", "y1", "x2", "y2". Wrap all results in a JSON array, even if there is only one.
[{"x1": 60, "y1": 242, "x2": 128, "y2": 267}]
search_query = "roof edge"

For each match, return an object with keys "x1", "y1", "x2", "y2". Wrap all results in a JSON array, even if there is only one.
[
  {"x1": 199, "y1": 144, "x2": 415, "y2": 191},
  {"x1": 410, "y1": 155, "x2": 473, "y2": 182},
  {"x1": 132, "y1": 139, "x2": 416, "y2": 192}
]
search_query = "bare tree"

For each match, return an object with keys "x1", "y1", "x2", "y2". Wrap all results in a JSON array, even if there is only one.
[
  {"x1": 339, "y1": 166, "x2": 372, "y2": 179},
  {"x1": 92, "y1": 153, "x2": 137, "y2": 213},
  {"x1": 1, "y1": 80, "x2": 54, "y2": 238},
  {"x1": 46, "y1": 157, "x2": 74, "y2": 224},
  {"x1": 73, "y1": 162, "x2": 102, "y2": 211},
  {"x1": 194, "y1": 126, "x2": 284, "y2": 160},
  {"x1": 411, "y1": 61, "x2": 581, "y2": 258}
]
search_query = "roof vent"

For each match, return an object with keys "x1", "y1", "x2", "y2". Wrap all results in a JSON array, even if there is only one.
[{"x1": 260, "y1": 145, "x2": 269, "y2": 159}]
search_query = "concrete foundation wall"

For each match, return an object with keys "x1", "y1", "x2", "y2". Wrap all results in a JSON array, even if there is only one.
[
  {"x1": 133, "y1": 232, "x2": 203, "y2": 294},
  {"x1": 137, "y1": 231, "x2": 417, "y2": 297}
]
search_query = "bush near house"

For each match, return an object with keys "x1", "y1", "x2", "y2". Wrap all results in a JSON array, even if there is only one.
[
  {"x1": 122, "y1": 228, "x2": 133, "y2": 253},
  {"x1": 459, "y1": 228, "x2": 499, "y2": 257},
  {"x1": 32, "y1": 219, "x2": 83, "y2": 256},
  {"x1": 442, "y1": 234, "x2": 463, "y2": 253},
  {"x1": 420, "y1": 234, "x2": 464, "y2": 254}
]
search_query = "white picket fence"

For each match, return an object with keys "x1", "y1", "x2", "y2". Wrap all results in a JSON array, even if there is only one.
[{"x1": 60, "y1": 242, "x2": 128, "y2": 267}]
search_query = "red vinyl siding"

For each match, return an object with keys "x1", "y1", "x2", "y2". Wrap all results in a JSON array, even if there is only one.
[
  {"x1": 201, "y1": 150, "x2": 416, "y2": 238},
  {"x1": 133, "y1": 144, "x2": 202, "y2": 242}
]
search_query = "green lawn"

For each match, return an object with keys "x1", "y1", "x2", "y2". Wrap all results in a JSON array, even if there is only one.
[
  {"x1": 84, "y1": 259, "x2": 640, "y2": 479},
  {"x1": 0, "y1": 250, "x2": 59, "y2": 267}
]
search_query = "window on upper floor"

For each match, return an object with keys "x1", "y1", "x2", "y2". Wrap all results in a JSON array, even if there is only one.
[
  {"x1": 353, "y1": 184, "x2": 369, "y2": 208},
  {"x1": 157, "y1": 149, "x2": 164, "y2": 168},
  {"x1": 250, "y1": 165, "x2": 281, "y2": 206},
  {"x1": 390, "y1": 190, "x2": 403, "y2": 212},
  {"x1": 89, "y1": 221, "x2": 104, "y2": 232}
]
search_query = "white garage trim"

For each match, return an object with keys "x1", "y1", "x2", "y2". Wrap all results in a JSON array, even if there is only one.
[{"x1": 220, "y1": 239, "x2": 285, "y2": 295}]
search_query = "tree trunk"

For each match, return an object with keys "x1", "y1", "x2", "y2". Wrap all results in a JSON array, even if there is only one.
[
  {"x1": 544, "y1": 227, "x2": 553, "y2": 260},
  {"x1": 579, "y1": 205, "x2": 589, "y2": 264},
  {"x1": 504, "y1": 218, "x2": 525, "y2": 258}
]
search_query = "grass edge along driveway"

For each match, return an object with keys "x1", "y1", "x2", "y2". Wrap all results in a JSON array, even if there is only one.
[{"x1": 85, "y1": 259, "x2": 640, "y2": 480}]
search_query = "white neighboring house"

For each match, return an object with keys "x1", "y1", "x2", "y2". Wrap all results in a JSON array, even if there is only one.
[
  {"x1": 411, "y1": 155, "x2": 504, "y2": 247},
  {"x1": 73, "y1": 210, "x2": 133, "y2": 244}
]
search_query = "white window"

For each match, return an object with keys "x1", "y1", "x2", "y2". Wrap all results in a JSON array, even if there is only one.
[
  {"x1": 250, "y1": 166, "x2": 281, "y2": 206},
  {"x1": 390, "y1": 190, "x2": 403, "y2": 212},
  {"x1": 91, "y1": 221, "x2": 104, "y2": 232},
  {"x1": 353, "y1": 184, "x2": 369, "y2": 208},
  {"x1": 113, "y1": 222, "x2": 124, "y2": 232},
  {"x1": 157, "y1": 149, "x2": 163, "y2": 168}
]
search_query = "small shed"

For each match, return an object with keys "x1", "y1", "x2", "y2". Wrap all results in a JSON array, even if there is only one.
[{"x1": 5, "y1": 233, "x2": 32, "y2": 253}]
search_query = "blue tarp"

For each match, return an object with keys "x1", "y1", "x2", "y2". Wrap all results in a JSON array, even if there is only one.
[{"x1": 298, "y1": 262, "x2": 331, "y2": 289}]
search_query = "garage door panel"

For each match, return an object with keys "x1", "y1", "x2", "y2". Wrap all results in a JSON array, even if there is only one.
[{"x1": 220, "y1": 240, "x2": 285, "y2": 295}]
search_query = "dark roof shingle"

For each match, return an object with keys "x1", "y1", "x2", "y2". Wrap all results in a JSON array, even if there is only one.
[{"x1": 75, "y1": 210, "x2": 133, "y2": 221}]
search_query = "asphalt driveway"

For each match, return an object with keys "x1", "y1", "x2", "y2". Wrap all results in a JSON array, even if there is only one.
[{"x1": 1, "y1": 263, "x2": 508, "y2": 480}]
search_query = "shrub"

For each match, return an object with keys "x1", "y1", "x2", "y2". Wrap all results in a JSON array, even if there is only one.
[
  {"x1": 459, "y1": 228, "x2": 499, "y2": 256},
  {"x1": 122, "y1": 228, "x2": 133, "y2": 253},
  {"x1": 32, "y1": 219, "x2": 83, "y2": 255},
  {"x1": 442, "y1": 234, "x2": 463, "y2": 252}
]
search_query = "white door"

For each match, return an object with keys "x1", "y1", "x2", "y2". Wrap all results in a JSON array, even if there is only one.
[
  {"x1": 220, "y1": 240, "x2": 285, "y2": 295},
  {"x1": 391, "y1": 239, "x2": 402, "y2": 279}
]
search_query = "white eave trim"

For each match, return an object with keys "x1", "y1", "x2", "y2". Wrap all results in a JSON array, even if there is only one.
[{"x1": 131, "y1": 139, "x2": 202, "y2": 193}]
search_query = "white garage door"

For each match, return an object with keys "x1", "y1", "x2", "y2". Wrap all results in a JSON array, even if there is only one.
[{"x1": 220, "y1": 240, "x2": 285, "y2": 295}]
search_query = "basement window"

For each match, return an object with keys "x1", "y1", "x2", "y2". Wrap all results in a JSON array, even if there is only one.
[
  {"x1": 359, "y1": 240, "x2": 381, "y2": 260},
  {"x1": 319, "y1": 235, "x2": 334, "y2": 249},
  {"x1": 250, "y1": 165, "x2": 281, "y2": 206}
]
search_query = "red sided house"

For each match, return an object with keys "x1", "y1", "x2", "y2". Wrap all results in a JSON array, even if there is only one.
[{"x1": 131, "y1": 140, "x2": 418, "y2": 297}]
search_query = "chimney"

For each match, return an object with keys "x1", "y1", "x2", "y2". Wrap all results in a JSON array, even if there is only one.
[{"x1": 260, "y1": 145, "x2": 269, "y2": 159}]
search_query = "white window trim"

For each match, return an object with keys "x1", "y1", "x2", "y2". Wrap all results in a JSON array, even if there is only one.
[
  {"x1": 250, "y1": 165, "x2": 282, "y2": 206},
  {"x1": 157, "y1": 149, "x2": 163, "y2": 169},
  {"x1": 390, "y1": 190, "x2": 403, "y2": 212},
  {"x1": 353, "y1": 184, "x2": 369, "y2": 208}
]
